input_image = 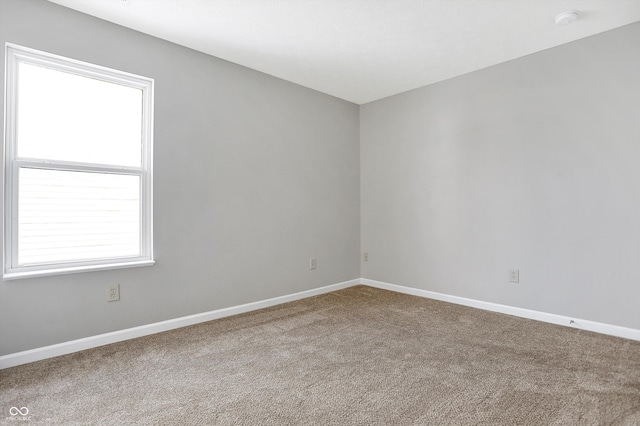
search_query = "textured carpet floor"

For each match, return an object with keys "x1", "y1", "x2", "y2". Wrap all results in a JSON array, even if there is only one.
[{"x1": 1, "y1": 285, "x2": 639, "y2": 425}]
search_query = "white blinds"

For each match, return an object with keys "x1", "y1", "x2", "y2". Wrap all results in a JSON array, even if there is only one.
[{"x1": 18, "y1": 168, "x2": 140, "y2": 265}]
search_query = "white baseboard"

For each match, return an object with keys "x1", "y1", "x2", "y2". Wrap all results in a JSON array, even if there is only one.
[
  {"x1": 0, "y1": 279, "x2": 360, "y2": 370},
  {"x1": 3, "y1": 277, "x2": 638, "y2": 370},
  {"x1": 361, "y1": 278, "x2": 640, "y2": 342}
]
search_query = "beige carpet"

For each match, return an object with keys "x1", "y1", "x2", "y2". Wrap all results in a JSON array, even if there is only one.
[{"x1": 1, "y1": 285, "x2": 639, "y2": 425}]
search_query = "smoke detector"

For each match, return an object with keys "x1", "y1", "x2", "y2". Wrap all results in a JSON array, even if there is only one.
[{"x1": 554, "y1": 10, "x2": 579, "y2": 26}]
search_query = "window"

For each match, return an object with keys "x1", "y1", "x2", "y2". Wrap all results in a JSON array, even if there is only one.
[{"x1": 3, "y1": 44, "x2": 154, "y2": 279}]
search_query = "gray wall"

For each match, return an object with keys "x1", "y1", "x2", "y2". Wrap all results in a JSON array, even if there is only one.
[
  {"x1": 361, "y1": 22, "x2": 640, "y2": 330},
  {"x1": 0, "y1": 0, "x2": 360, "y2": 355}
]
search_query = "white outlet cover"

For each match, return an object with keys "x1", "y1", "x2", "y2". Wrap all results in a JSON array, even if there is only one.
[{"x1": 108, "y1": 284, "x2": 120, "y2": 302}]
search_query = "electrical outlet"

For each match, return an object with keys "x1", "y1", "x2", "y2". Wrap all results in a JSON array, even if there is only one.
[
  {"x1": 363, "y1": 252, "x2": 368, "y2": 262},
  {"x1": 309, "y1": 257, "x2": 317, "y2": 270},
  {"x1": 108, "y1": 284, "x2": 120, "y2": 302},
  {"x1": 509, "y1": 269, "x2": 519, "y2": 283}
]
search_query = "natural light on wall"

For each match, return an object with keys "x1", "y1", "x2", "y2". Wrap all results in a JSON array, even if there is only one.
[{"x1": 4, "y1": 44, "x2": 154, "y2": 279}]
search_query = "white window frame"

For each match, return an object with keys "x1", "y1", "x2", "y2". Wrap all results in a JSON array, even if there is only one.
[{"x1": 3, "y1": 44, "x2": 154, "y2": 280}]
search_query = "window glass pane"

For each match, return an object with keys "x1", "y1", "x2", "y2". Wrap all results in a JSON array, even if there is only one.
[
  {"x1": 17, "y1": 62, "x2": 143, "y2": 167},
  {"x1": 18, "y1": 168, "x2": 140, "y2": 265}
]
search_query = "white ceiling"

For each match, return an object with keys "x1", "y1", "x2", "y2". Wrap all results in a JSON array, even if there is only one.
[{"x1": 47, "y1": 0, "x2": 640, "y2": 105}]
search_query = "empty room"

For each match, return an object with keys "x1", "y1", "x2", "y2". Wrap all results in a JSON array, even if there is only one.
[{"x1": 1, "y1": 0, "x2": 639, "y2": 424}]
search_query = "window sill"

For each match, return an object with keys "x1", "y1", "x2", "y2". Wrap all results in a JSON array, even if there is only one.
[{"x1": 3, "y1": 260, "x2": 155, "y2": 281}]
